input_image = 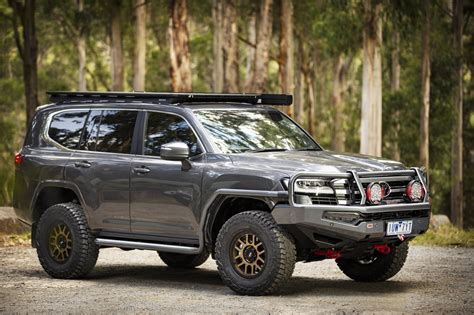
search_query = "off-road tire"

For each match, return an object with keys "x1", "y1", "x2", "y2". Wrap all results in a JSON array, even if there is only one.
[
  {"x1": 215, "y1": 211, "x2": 296, "y2": 296},
  {"x1": 336, "y1": 241, "x2": 409, "y2": 282},
  {"x1": 36, "y1": 202, "x2": 99, "y2": 279},
  {"x1": 158, "y1": 250, "x2": 210, "y2": 269}
]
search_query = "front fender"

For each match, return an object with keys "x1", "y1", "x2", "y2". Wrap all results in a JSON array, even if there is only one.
[{"x1": 200, "y1": 189, "x2": 288, "y2": 249}]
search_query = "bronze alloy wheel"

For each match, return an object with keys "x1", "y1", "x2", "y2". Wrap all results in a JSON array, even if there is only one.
[
  {"x1": 231, "y1": 232, "x2": 266, "y2": 278},
  {"x1": 48, "y1": 223, "x2": 73, "y2": 263}
]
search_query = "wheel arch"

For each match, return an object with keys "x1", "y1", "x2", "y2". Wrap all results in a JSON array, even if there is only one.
[
  {"x1": 205, "y1": 195, "x2": 275, "y2": 252},
  {"x1": 30, "y1": 181, "x2": 88, "y2": 247}
]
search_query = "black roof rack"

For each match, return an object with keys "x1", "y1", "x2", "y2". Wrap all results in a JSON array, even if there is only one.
[{"x1": 47, "y1": 91, "x2": 293, "y2": 106}]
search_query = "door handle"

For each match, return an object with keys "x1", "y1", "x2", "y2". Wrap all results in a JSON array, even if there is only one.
[
  {"x1": 133, "y1": 166, "x2": 151, "y2": 175},
  {"x1": 74, "y1": 161, "x2": 91, "y2": 168}
]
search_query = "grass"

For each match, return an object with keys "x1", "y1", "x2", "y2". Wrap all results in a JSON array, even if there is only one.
[
  {"x1": 412, "y1": 224, "x2": 474, "y2": 247},
  {"x1": 0, "y1": 231, "x2": 31, "y2": 247}
]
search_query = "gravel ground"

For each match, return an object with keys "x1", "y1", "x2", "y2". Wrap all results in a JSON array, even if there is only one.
[{"x1": 0, "y1": 245, "x2": 472, "y2": 314}]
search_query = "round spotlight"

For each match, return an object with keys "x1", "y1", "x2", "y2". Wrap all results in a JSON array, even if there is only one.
[
  {"x1": 406, "y1": 180, "x2": 425, "y2": 202},
  {"x1": 366, "y1": 182, "x2": 385, "y2": 205}
]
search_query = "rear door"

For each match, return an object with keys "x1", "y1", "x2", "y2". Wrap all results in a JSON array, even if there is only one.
[
  {"x1": 65, "y1": 109, "x2": 139, "y2": 232},
  {"x1": 130, "y1": 111, "x2": 205, "y2": 244}
]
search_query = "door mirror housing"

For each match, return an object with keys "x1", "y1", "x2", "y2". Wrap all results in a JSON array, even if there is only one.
[{"x1": 160, "y1": 142, "x2": 190, "y2": 161}]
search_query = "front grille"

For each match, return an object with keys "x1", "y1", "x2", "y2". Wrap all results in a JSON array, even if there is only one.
[
  {"x1": 292, "y1": 170, "x2": 423, "y2": 206},
  {"x1": 356, "y1": 174, "x2": 413, "y2": 205},
  {"x1": 310, "y1": 195, "x2": 338, "y2": 205}
]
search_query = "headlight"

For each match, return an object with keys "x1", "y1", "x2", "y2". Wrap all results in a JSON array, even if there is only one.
[{"x1": 294, "y1": 178, "x2": 334, "y2": 195}]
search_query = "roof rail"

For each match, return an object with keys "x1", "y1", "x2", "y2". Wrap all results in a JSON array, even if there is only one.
[{"x1": 47, "y1": 91, "x2": 293, "y2": 106}]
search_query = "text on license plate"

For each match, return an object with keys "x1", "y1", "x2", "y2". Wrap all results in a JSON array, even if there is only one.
[{"x1": 386, "y1": 220, "x2": 412, "y2": 236}]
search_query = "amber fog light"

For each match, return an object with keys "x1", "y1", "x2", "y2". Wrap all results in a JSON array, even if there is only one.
[
  {"x1": 407, "y1": 180, "x2": 425, "y2": 202},
  {"x1": 366, "y1": 182, "x2": 385, "y2": 205}
]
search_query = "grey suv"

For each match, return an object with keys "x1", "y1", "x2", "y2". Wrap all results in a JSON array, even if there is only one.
[{"x1": 14, "y1": 91, "x2": 430, "y2": 295}]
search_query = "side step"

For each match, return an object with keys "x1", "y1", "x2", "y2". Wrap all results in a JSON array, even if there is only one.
[{"x1": 95, "y1": 238, "x2": 200, "y2": 254}]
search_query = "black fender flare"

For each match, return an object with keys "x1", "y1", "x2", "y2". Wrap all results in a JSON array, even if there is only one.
[
  {"x1": 30, "y1": 180, "x2": 89, "y2": 221},
  {"x1": 199, "y1": 189, "x2": 289, "y2": 250}
]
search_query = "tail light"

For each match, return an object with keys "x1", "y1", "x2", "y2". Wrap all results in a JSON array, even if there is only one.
[{"x1": 14, "y1": 153, "x2": 23, "y2": 165}]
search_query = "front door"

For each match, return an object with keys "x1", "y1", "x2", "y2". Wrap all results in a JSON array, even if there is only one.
[
  {"x1": 65, "y1": 109, "x2": 139, "y2": 233},
  {"x1": 130, "y1": 111, "x2": 204, "y2": 245}
]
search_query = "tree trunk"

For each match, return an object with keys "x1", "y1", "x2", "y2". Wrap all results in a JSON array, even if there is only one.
[
  {"x1": 244, "y1": 12, "x2": 256, "y2": 91},
  {"x1": 9, "y1": 0, "x2": 39, "y2": 126},
  {"x1": 294, "y1": 37, "x2": 305, "y2": 125},
  {"x1": 391, "y1": 31, "x2": 401, "y2": 161},
  {"x1": 451, "y1": 0, "x2": 463, "y2": 228},
  {"x1": 168, "y1": 0, "x2": 192, "y2": 92},
  {"x1": 278, "y1": 0, "x2": 294, "y2": 116},
  {"x1": 222, "y1": 0, "x2": 239, "y2": 93},
  {"x1": 306, "y1": 68, "x2": 316, "y2": 137},
  {"x1": 331, "y1": 55, "x2": 352, "y2": 152},
  {"x1": 212, "y1": 0, "x2": 224, "y2": 92},
  {"x1": 420, "y1": 0, "x2": 431, "y2": 172},
  {"x1": 110, "y1": 0, "x2": 124, "y2": 91},
  {"x1": 133, "y1": 0, "x2": 147, "y2": 91},
  {"x1": 249, "y1": 0, "x2": 273, "y2": 93},
  {"x1": 77, "y1": 0, "x2": 86, "y2": 91},
  {"x1": 360, "y1": 0, "x2": 383, "y2": 157}
]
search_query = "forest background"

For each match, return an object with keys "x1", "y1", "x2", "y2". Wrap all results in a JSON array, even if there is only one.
[{"x1": 0, "y1": 0, "x2": 472, "y2": 228}]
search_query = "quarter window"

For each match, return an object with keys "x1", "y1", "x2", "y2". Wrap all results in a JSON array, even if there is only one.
[
  {"x1": 144, "y1": 112, "x2": 201, "y2": 157},
  {"x1": 48, "y1": 110, "x2": 88, "y2": 149}
]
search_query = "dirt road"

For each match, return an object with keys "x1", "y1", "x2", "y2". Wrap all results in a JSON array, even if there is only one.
[{"x1": 0, "y1": 245, "x2": 472, "y2": 313}]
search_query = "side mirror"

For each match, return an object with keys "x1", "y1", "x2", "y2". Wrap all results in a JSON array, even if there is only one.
[{"x1": 160, "y1": 142, "x2": 189, "y2": 161}]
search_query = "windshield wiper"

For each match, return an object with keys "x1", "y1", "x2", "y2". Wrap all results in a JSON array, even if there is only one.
[{"x1": 245, "y1": 148, "x2": 288, "y2": 153}]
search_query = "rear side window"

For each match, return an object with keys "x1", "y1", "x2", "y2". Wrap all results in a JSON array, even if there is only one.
[
  {"x1": 80, "y1": 110, "x2": 101, "y2": 151},
  {"x1": 48, "y1": 110, "x2": 89, "y2": 149},
  {"x1": 80, "y1": 110, "x2": 138, "y2": 154}
]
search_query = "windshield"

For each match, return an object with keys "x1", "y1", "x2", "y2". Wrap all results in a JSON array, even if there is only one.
[{"x1": 194, "y1": 109, "x2": 321, "y2": 153}]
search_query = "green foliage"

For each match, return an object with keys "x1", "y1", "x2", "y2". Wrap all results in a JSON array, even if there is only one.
[
  {"x1": 411, "y1": 224, "x2": 474, "y2": 247},
  {"x1": 0, "y1": 0, "x2": 471, "y2": 229}
]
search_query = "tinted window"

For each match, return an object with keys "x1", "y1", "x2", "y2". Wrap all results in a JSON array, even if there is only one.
[
  {"x1": 48, "y1": 110, "x2": 88, "y2": 149},
  {"x1": 80, "y1": 110, "x2": 101, "y2": 151},
  {"x1": 80, "y1": 110, "x2": 138, "y2": 154},
  {"x1": 144, "y1": 112, "x2": 201, "y2": 157},
  {"x1": 194, "y1": 110, "x2": 319, "y2": 153}
]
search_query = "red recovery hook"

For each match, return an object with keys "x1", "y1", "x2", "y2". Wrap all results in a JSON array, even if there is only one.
[
  {"x1": 373, "y1": 244, "x2": 391, "y2": 254},
  {"x1": 314, "y1": 249, "x2": 341, "y2": 259}
]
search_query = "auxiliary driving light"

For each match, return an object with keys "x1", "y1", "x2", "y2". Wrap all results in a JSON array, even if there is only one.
[
  {"x1": 366, "y1": 182, "x2": 385, "y2": 204},
  {"x1": 406, "y1": 180, "x2": 425, "y2": 202}
]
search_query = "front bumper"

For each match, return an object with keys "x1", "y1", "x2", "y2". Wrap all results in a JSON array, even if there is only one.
[{"x1": 272, "y1": 202, "x2": 431, "y2": 246}]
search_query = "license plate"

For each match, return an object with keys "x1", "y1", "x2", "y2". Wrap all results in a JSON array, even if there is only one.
[{"x1": 386, "y1": 220, "x2": 412, "y2": 236}]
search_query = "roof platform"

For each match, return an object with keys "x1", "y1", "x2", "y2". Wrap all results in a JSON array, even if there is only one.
[{"x1": 47, "y1": 91, "x2": 293, "y2": 106}]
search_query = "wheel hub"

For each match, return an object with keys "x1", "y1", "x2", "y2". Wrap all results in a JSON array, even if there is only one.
[
  {"x1": 48, "y1": 223, "x2": 73, "y2": 263},
  {"x1": 232, "y1": 233, "x2": 266, "y2": 278},
  {"x1": 243, "y1": 246, "x2": 257, "y2": 263}
]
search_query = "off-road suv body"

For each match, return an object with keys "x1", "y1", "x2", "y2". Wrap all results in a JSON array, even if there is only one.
[{"x1": 14, "y1": 92, "x2": 430, "y2": 295}]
